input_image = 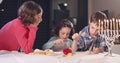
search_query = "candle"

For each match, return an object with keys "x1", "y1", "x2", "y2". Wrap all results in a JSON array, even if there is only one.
[
  {"x1": 112, "y1": 18, "x2": 116, "y2": 35},
  {"x1": 112, "y1": 18, "x2": 115, "y2": 30},
  {"x1": 110, "y1": 19, "x2": 112, "y2": 36},
  {"x1": 106, "y1": 20, "x2": 109, "y2": 37},
  {"x1": 99, "y1": 19, "x2": 101, "y2": 34},
  {"x1": 116, "y1": 19, "x2": 119, "y2": 35},
  {"x1": 104, "y1": 19, "x2": 106, "y2": 30},
  {"x1": 116, "y1": 19, "x2": 118, "y2": 30},
  {"x1": 118, "y1": 19, "x2": 120, "y2": 30},
  {"x1": 101, "y1": 21, "x2": 104, "y2": 35},
  {"x1": 107, "y1": 19, "x2": 109, "y2": 29},
  {"x1": 118, "y1": 19, "x2": 120, "y2": 35}
]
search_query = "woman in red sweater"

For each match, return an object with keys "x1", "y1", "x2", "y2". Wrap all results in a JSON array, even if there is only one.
[{"x1": 0, "y1": 1, "x2": 43, "y2": 54}]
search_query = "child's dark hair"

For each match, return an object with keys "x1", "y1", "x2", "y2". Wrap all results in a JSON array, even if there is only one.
[
  {"x1": 90, "y1": 11, "x2": 107, "y2": 26},
  {"x1": 54, "y1": 19, "x2": 74, "y2": 36}
]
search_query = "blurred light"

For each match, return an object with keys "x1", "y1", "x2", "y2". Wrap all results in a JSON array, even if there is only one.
[
  {"x1": 58, "y1": 3, "x2": 68, "y2": 10},
  {"x1": 1, "y1": 9, "x2": 4, "y2": 12},
  {"x1": 64, "y1": 3, "x2": 68, "y2": 6},
  {"x1": 0, "y1": 0, "x2": 3, "y2": 4}
]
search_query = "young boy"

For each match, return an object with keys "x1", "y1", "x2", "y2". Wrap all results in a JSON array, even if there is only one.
[{"x1": 72, "y1": 11, "x2": 107, "y2": 54}]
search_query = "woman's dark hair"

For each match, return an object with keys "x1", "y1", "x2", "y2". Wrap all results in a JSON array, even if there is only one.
[
  {"x1": 90, "y1": 11, "x2": 107, "y2": 26},
  {"x1": 18, "y1": 1, "x2": 43, "y2": 26},
  {"x1": 54, "y1": 19, "x2": 74, "y2": 36}
]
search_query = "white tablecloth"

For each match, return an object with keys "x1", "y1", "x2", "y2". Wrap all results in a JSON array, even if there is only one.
[{"x1": 0, "y1": 50, "x2": 120, "y2": 63}]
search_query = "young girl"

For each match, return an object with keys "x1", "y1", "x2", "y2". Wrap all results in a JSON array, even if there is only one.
[{"x1": 43, "y1": 19, "x2": 78, "y2": 52}]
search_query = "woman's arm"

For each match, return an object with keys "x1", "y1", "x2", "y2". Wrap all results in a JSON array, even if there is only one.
[{"x1": 15, "y1": 26, "x2": 38, "y2": 54}]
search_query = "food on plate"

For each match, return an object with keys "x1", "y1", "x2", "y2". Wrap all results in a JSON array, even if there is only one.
[
  {"x1": 45, "y1": 49, "x2": 54, "y2": 55},
  {"x1": 33, "y1": 49, "x2": 54, "y2": 55},
  {"x1": 33, "y1": 49, "x2": 46, "y2": 55}
]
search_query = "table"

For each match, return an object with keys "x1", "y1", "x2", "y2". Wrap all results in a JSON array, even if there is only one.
[{"x1": 0, "y1": 50, "x2": 120, "y2": 63}]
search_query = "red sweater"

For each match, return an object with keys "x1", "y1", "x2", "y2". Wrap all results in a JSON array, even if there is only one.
[{"x1": 0, "y1": 18, "x2": 38, "y2": 54}]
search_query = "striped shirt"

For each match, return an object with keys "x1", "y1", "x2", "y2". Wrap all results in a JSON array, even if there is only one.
[{"x1": 78, "y1": 26, "x2": 106, "y2": 51}]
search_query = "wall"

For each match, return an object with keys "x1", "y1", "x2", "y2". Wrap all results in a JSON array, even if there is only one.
[
  {"x1": 88, "y1": 0, "x2": 92, "y2": 21},
  {"x1": 88, "y1": 0, "x2": 120, "y2": 18}
]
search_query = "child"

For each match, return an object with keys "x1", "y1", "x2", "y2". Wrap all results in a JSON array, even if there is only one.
[
  {"x1": 72, "y1": 11, "x2": 107, "y2": 54},
  {"x1": 43, "y1": 19, "x2": 77, "y2": 52}
]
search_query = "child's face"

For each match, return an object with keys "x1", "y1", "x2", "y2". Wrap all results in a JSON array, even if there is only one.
[
  {"x1": 59, "y1": 27, "x2": 71, "y2": 40},
  {"x1": 89, "y1": 22, "x2": 99, "y2": 37}
]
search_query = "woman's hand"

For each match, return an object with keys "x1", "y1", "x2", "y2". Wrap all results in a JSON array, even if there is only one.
[
  {"x1": 29, "y1": 19, "x2": 41, "y2": 27},
  {"x1": 29, "y1": 23, "x2": 38, "y2": 27}
]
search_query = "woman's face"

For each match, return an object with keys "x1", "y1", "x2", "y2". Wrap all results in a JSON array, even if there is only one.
[
  {"x1": 59, "y1": 27, "x2": 71, "y2": 40},
  {"x1": 89, "y1": 22, "x2": 99, "y2": 37},
  {"x1": 34, "y1": 11, "x2": 43, "y2": 26},
  {"x1": 36, "y1": 12, "x2": 43, "y2": 23}
]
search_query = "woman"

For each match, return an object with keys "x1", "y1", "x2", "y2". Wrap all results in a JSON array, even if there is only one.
[
  {"x1": 43, "y1": 19, "x2": 78, "y2": 52},
  {"x1": 0, "y1": 1, "x2": 43, "y2": 54}
]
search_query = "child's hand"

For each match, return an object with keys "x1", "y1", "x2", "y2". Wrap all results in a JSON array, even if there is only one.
[
  {"x1": 93, "y1": 47, "x2": 100, "y2": 54},
  {"x1": 93, "y1": 47, "x2": 104, "y2": 54},
  {"x1": 72, "y1": 32, "x2": 82, "y2": 41},
  {"x1": 85, "y1": 50, "x2": 91, "y2": 55},
  {"x1": 54, "y1": 39, "x2": 64, "y2": 45}
]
